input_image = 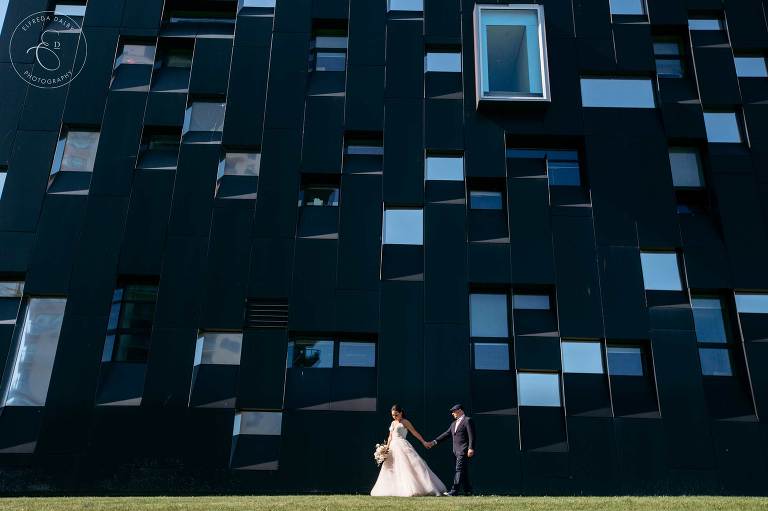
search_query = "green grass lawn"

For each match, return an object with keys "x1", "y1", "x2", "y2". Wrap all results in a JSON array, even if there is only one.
[{"x1": 0, "y1": 496, "x2": 767, "y2": 511}]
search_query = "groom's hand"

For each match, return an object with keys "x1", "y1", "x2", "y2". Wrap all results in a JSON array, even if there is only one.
[{"x1": 467, "y1": 449, "x2": 475, "y2": 458}]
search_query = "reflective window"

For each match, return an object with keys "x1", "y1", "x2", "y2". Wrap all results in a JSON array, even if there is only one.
[
  {"x1": 158, "y1": 48, "x2": 193, "y2": 69},
  {"x1": 699, "y1": 348, "x2": 733, "y2": 376},
  {"x1": 194, "y1": 332, "x2": 243, "y2": 366},
  {"x1": 547, "y1": 154, "x2": 580, "y2": 187},
  {"x1": 287, "y1": 340, "x2": 334, "y2": 368},
  {"x1": 0, "y1": 282, "x2": 23, "y2": 326},
  {"x1": 0, "y1": 1, "x2": 7, "y2": 34},
  {"x1": 580, "y1": 78, "x2": 656, "y2": 108},
  {"x1": 513, "y1": 294, "x2": 550, "y2": 310},
  {"x1": 114, "y1": 43, "x2": 155, "y2": 69},
  {"x1": 137, "y1": 130, "x2": 181, "y2": 170},
  {"x1": 610, "y1": 0, "x2": 646, "y2": 15},
  {"x1": 425, "y1": 52, "x2": 461, "y2": 73},
  {"x1": 183, "y1": 102, "x2": 226, "y2": 134},
  {"x1": 473, "y1": 343, "x2": 510, "y2": 371},
  {"x1": 475, "y1": 5, "x2": 550, "y2": 102},
  {"x1": 234, "y1": 411, "x2": 282, "y2": 436},
  {"x1": 0, "y1": 298, "x2": 66, "y2": 407},
  {"x1": 219, "y1": 152, "x2": 260, "y2": 178},
  {"x1": 55, "y1": 4, "x2": 87, "y2": 17},
  {"x1": 425, "y1": 156, "x2": 463, "y2": 181},
  {"x1": 310, "y1": 31, "x2": 348, "y2": 72},
  {"x1": 735, "y1": 293, "x2": 768, "y2": 314},
  {"x1": 607, "y1": 345, "x2": 645, "y2": 376},
  {"x1": 562, "y1": 341, "x2": 604, "y2": 374},
  {"x1": 703, "y1": 112, "x2": 742, "y2": 143},
  {"x1": 668, "y1": 148, "x2": 703, "y2": 188},
  {"x1": 241, "y1": 0, "x2": 276, "y2": 7},
  {"x1": 734, "y1": 55, "x2": 768, "y2": 78},
  {"x1": 691, "y1": 297, "x2": 727, "y2": 343},
  {"x1": 640, "y1": 251, "x2": 683, "y2": 291},
  {"x1": 469, "y1": 293, "x2": 509, "y2": 338},
  {"x1": 338, "y1": 342, "x2": 376, "y2": 367},
  {"x1": 388, "y1": 0, "x2": 423, "y2": 11},
  {"x1": 469, "y1": 190, "x2": 503, "y2": 210},
  {"x1": 689, "y1": 18, "x2": 724, "y2": 31},
  {"x1": 517, "y1": 372, "x2": 561, "y2": 407},
  {"x1": 383, "y1": 209, "x2": 423, "y2": 245},
  {"x1": 345, "y1": 141, "x2": 384, "y2": 155},
  {"x1": 653, "y1": 38, "x2": 684, "y2": 78},
  {"x1": 0, "y1": 168, "x2": 6, "y2": 200},
  {"x1": 298, "y1": 186, "x2": 339, "y2": 207},
  {"x1": 0, "y1": 282, "x2": 24, "y2": 298},
  {"x1": 103, "y1": 284, "x2": 158, "y2": 363},
  {"x1": 51, "y1": 130, "x2": 100, "y2": 175}
]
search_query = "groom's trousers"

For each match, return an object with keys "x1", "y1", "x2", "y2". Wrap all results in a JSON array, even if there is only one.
[{"x1": 451, "y1": 454, "x2": 471, "y2": 494}]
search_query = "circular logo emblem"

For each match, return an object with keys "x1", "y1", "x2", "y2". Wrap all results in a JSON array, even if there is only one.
[{"x1": 8, "y1": 11, "x2": 88, "y2": 89}]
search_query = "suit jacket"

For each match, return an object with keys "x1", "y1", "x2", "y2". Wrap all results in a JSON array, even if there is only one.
[{"x1": 435, "y1": 416, "x2": 475, "y2": 457}]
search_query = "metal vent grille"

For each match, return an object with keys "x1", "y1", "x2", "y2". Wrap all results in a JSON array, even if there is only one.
[{"x1": 245, "y1": 299, "x2": 288, "y2": 328}]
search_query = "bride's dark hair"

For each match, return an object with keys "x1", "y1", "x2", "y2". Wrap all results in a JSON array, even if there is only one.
[{"x1": 391, "y1": 404, "x2": 406, "y2": 418}]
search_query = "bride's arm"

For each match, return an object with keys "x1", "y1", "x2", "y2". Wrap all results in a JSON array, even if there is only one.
[
  {"x1": 402, "y1": 419, "x2": 428, "y2": 446},
  {"x1": 385, "y1": 424, "x2": 393, "y2": 448}
]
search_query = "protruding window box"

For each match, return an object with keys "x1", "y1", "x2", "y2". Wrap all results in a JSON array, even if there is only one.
[{"x1": 473, "y1": 4, "x2": 551, "y2": 106}]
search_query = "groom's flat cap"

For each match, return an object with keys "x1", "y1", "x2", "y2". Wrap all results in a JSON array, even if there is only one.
[{"x1": 449, "y1": 404, "x2": 463, "y2": 412}]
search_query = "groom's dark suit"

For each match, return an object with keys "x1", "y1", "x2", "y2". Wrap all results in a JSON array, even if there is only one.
[{"x1": 433, "y1": 415, "x2": 475, "y2": 495}]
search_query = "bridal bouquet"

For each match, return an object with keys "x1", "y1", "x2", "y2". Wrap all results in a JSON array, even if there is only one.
[{"x1": 373, "y1": 443, "x2": 389, "y2": 466}]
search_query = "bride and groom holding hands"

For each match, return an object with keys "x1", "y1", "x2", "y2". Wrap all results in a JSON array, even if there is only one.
[{"x1": 370, "y1": 403, "x2": 475, "y2": 497}]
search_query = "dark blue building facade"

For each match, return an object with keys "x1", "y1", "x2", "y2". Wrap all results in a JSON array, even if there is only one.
[{"x1": 0, "y1": 0, "x2": 768, "y2": 495}]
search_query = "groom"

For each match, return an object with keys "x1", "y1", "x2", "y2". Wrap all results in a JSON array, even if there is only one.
[{"x1": 427, "y1": 404, "x2": 475, "y2": 496}]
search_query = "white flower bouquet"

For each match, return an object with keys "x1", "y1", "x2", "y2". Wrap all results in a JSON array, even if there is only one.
[{"x1": 373, "y1": 443, "x2": 389, "y2": 466}]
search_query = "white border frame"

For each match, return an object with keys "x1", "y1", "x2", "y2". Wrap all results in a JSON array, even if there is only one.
[{"x1": 473, "y1": 4, "x2": 552, "y2": 105}]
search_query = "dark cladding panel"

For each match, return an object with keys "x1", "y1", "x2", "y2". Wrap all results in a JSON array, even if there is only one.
[
  {"x1": 62, "y1": 27, "x2": 117, "y2": 125},
  {"x1": 337, "y1": 174, "x2": 382, "y2": 291},
  {"x1": 223, "y1": 44, "x2": 271, "y2": 147},
  {"x1": 0, "y1": 130, "x2": 58, "y2": 232},
  {"x1": 383, "y1": 98, "x2": 424, "y2": 204},
  {"x1": 200, "y1": 206, "x2": 254, "y2": 329},
  {"x1": 598, "y1": 245, "x2": 648, "y2": 340},
  {"x1": 302, "y1": 96, "x2": 345, "y2": 173},
  {"x1": 289, "y1": 239, "x2": 337, "y2": 332},
  {"x1": 24, "y1": 196, "x2": 87, "y2": 295},
  {"x1": 189, "y1": 37, "x2": 234, "y2": 97},
  {"x1": 238, "y1": 329, "x2": 287, "y2": 410},
  {"x1": 424, "y1": 203, "x2": 467, "y2": 324},
  {"x1": 552, "y1": 213, "x2": 603, "y2": 339}
]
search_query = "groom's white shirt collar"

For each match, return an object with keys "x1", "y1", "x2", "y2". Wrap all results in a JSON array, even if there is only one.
[{"x1": 454, "y1": 415, "x2": 464, "y2": 432}]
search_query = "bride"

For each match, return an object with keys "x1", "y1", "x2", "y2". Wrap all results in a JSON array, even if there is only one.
[{"x1": 370, "y1": 404, "x2": 447, "y2": 497}]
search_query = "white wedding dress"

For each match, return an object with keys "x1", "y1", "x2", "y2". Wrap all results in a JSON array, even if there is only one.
[{"x1": 370, "y1": 421, "x2": 447, "y2": 497}]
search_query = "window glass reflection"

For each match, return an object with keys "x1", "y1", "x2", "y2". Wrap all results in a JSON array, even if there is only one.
[
  {"x1": 473, "y1": 343, "x2": 510, "y2": 370},
  {"x1": 383, "y1": 209, "x2": 423, "y2": 245},
  {"x1": 517, "y1": 372, "x2": 561, "y2": 407},
  {"x1": 561, "y1": 341, "x2": 604, "y2": 374},
  {"x1": 287, "y1": 340, "x2": 334, "y2": 368},
  {"x1": 0, "y1": 298, "x2": 67, "y2": 407},
  {"x1": 607, "y1": 345, "x2": 645, "y2": 376},
  {"x1": 469, "y1": 190, "x2": 503, "y2": 210},
  {"x1": 691, "y1": 297, "x2": 727, "y2": 343},
  {"x1": 699, "y1": 348, "x2": 733, "y2": 376},
  {"x1": 470, "y1": 293, "x2": 508, "y2": 337},
  {"x1": 640, "y1": 252, "x2": 683, "y2": 291},
  {"x1": 338, "y1": 342, "x2": 376, "y2": 367},
  {"x1": 580, "y1": 78, "x2": 655, "y2": 108},
  {"x1": 195, "y1": 332, "x2": 243, "y2": 366},
  {"x1": 703, "y1": 112, "x2": 742, "y2": 143}
]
